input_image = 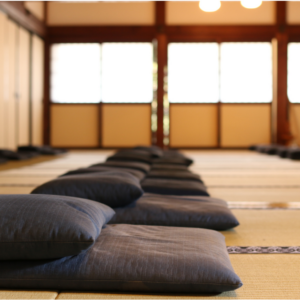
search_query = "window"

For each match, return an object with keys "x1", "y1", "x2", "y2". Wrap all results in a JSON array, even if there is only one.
[
  {"x1": 102, "y1": 43, "x2": 153, "y2": 103},
  {"x1": 167, "y1": 42, "x2": 272, "y2": 104},
  {"x1": 50, "y1": 42, "x2": 153, "y2": 103},
  {"x1": 288, "y1": 43, "x2": 300, "y2": 103},
  {"x1": 220, "y1": 42, "x2": 272, "y2": 103},
  {"x1": 168, "y1": 43, "x2": 219, "y2": 103},
  {"x1": 51, "y1": 43, "x2": 101, "y2": 103}
]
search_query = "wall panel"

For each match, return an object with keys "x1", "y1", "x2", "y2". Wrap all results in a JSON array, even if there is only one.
[
  {"x1": 17, "y1": 27, "x2": 30, "y2": 146},
  {"x1": 47, "y1": 2, "x2": 155, "y2": 26},
  {"x1": 166, "y1": 1, "x2": 275, "y2": 25},
  {"x1": 290, "y1": 104, "x2": 300, "y2": 146},
  {"x1": 287, "y1": 1, "x2": 300, "y2": 25},
  {"x1": 0, "y1": 12, "x2": 7, "y2": 149},
  {"x1": 220, "y1": 104, "x2": 271, "y2": 147},
  {"x1": 6, "y1": 20, "x2": 18, "y2": 150},
  {"x1": 102, "y1": 104, "x2": 151, "y2": 148},
  {"x1": 24, "y1": 2, "x2": 44, "y2": 21},
  {"x1": 51, "y1": 105, "x2": 99, "y2": 147},
  {"x1": 31, "y1": 34, "x2": 44, "y2": 146},
  {"x1": 169, "y1": 104, "x2": 218, "y2": 148}
]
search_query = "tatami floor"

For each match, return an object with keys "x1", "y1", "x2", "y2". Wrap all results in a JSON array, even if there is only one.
[{"x1": 0, "y1": 150, "x2": 300, "y2": 299}]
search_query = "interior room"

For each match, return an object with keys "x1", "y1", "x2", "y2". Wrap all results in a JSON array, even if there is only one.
[{"x1": 0, "y1": 0, "x2": 300, "y2": 299}]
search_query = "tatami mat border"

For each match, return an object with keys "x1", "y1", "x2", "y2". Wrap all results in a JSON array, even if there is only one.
[{"x1": 227, "y1": 246, "x2": 300, "y2": 254}]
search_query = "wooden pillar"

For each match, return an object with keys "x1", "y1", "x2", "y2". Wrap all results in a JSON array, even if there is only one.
[
  {"x1": 275, "y1": 1, "x2": 293, "y2": 144},
  {"x1": 155, "y1": 1, "x2": 167, "y2": 148}
]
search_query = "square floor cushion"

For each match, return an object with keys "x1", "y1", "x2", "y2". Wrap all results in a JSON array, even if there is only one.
[
  {"x1": 31, "y1": 171, "x2": 143, "y2": 208},
  {"x1": 107, "y1": 150, "x2": 153, "y2": 165},
  {"x1": 151, "y1": 163, "x2": 190, "y2": 171},
  {"x1": 60, "y1": 167, "x2": 145, "y2": 181},
  {"x1": 152, "y1": 157, "x2": 193, "y2": 166},
  {"x1": 141, "y1": 178, "x2": 209, "y2": 196},
  {"x1": 146, "y1": 170, "x2": 202, "y2": 182},
  {"x1": 0, "y1": 194, "x2": 114, "y2": 260},
  {"x1": 287, "y1": 148, "x2": 300, "y2": 160},
  {"x1": 0, "y1": 224, "x2": 242, "y2": 293},
  {"x1": 133, "y1": 146, "x2": 163, "y2": 158},
  {"x1": 90, "y1": 161, "x2": 151, "y2": 174},
  {"x1": 110, "y1": 193, "x2": 239, "y2": 230}
]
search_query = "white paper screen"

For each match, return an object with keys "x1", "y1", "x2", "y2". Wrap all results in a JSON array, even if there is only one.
[
  {"x1": 102, "y1": 43, "x2": 153, "y2": 103},
  {"x1": 220, "y1": 42, "x2": 272, "y2": 103},
  {"x1": 288, "y1": 43, "x2": 300, "y2": 103},
  {"x1": 168, "y1": 43, "x2": 219, "y2": 103},
  {"x1": 51, "y1": 43, "x2": 101, "y2": 103}
]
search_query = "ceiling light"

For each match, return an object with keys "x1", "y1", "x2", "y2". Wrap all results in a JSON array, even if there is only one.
[
  {"x1": 241, "y1": 0, "x2": 262, "y2": 9},
  {"x1": 199, "y1": 0, "x2": 221, "y2": 12}
]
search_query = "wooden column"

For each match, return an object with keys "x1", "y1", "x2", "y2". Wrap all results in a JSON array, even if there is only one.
[
  {"x1": 275, "y1": 1, "x2": 293, "y2": 144},
  {"x1": 155, "y1": 1, "x2": 167, "y2": 148}
]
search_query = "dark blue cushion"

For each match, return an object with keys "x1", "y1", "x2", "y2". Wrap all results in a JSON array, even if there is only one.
[
  {"x1": 32, "y1": 171, "x2": 144, "y2": 208},
  {"x1": 0, "y1": 194, "x2": 115, "y2": 260},
  {"x1": 141, "y1": 178, "x2": 209, "y2": 196},
  {"x1": 0, "y1": 224, "x2": 242, "y2": 293}
]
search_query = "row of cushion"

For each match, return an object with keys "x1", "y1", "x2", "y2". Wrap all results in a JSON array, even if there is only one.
[
  {"x1": 0, "y1": 147, "x2": 242, "y2": 293},
  {"x1": 250, "y1": 144, "x2": 300, "y2": 160},
  {"x1": 0, "y1": 195, "x2": 242, "y2": 293}
]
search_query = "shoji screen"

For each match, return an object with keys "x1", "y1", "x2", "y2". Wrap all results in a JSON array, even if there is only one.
[
  {"x1": 168, "y1": 43, "x2": 219, "y2": 147},
  {"x1": 31, "y1": 35, "x2": 44, "y2": 146},
  {"x1": 0, "y1": 12, "x2": 6, "y2": 149},
  {"x1": 18, "y1": 27, "x2": 30, "y2": 146},
  {"x1": 7, "y1": 20, "x2": 18, "y2": 150}
]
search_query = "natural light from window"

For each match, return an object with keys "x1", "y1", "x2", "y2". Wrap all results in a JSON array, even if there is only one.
[
  {"x1": 102, "y1": 43, "x2": 153, "y2": 103},
  {"x1": 168, "y1": 43, "x2": 219, "y2": 103},
  {"x1": 288, "y1": 43, "x2": 300, "y2": 103},
  {"x1": 220, "y1": 42, "x2": 272, "y2": 103},
  {"x1": 51, "y1": 43, "x2": 101, "y2": 103}
]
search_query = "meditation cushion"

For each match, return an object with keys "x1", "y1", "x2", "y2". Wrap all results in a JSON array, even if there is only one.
[
  {"x1": 110, "y1": 193, "x2": 239, "y2": 230},
  {"x1": 107, "y1": 149, "x2": 153, "y2": 164},
  {"x1": 0, "y1": 224, "x2": 242, "y2": 293},
  {"x1": 0, "y1": 194, "x2": 114, "y2": 260},
  {"x1": 151, "y1": 163, "x2": 190, "y2": 171},
  {"x1": 287, "y1": 148, "x2": 300, "y2": 160},
  {"x1": 146, "y1": 170, "x2": 202, "y2": 182},
  {"x1": 134, "y1": 146, "x2": 163, "y2": 158},
  {"x1": 152, "y1": 157, "x2": 193, "y2": 166},
  {"x1": 91, "y1": 161, "x2": 151, "y2": 173},
  {"x1": 32, "y1": 171, "x2": 143, "y2": 208},
  {"x1": 141, "y1": 178, "x2": 209, "y2": 196},
  {"x1": 60, "y1": 166, "x2": 145, "y2": 181}
]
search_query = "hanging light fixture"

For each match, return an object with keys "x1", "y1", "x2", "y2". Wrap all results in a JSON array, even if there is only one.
[
  {"x1": 241, "y1": 0, "x2": 262, "y2": 9},
  {"x1": 199, "y1": 0, "x2": 221, "y2": 12}
]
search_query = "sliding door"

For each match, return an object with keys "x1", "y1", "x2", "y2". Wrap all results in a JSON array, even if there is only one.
[
  {"x1": 167, "y1": 42, "x2": 272, "y2": 148},
  {"x1": 50, "y1": 42, "x2": 153, "y2": 148}
]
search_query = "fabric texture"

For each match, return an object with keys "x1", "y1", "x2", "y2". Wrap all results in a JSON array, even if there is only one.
[
  {"x1": 133, "y1": 146, "x2": 164, "y2": 158},
  {"x1": 0, "y1": 224, "x2": 242, "y2": 293},
  {"x1": 146, "y1": 170, "x2": 202, "y2": 182},
  {"x1": 110, "y1": 193, "x2": 239, "y2": 230},
  {"x1": 60, "y1": 167, "x2": 145, "y2": 181},
  {"x1": 0, "y1": 194, "x2": 115, "y2": 260},
  {"x1": 141, "y1": 178, "x2": 209, "y2": 196},
  {"x1": 151, "y1": 164, "x2": 190, "y2": 171},
  {"x1": 90, "y1": 161, "x2": 151, "y2": 174},
  {"x1": 32, "y1": 171, "x2": 144, "y2": 208},
  {"x1": 152, "y1": 157, "x2": 193, "y2": 166},
  {"x1": 107, "y1": 150, "x2": 153, "y2": 164}
]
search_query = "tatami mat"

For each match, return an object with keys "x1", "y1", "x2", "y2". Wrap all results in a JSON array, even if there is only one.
[
  {"x1": 0, "y1": 291, "x2": 58, "y2": 299},
  {"x1": 55, "y1": 255, "x2": 300, "y2": 299},
  {"x1": 0, "y1": 150, "x2": 300, "y2": 299},
  {"x1": 208, "y1": 187, "x2": 300, "y2": 202},
  {"x1": 223, "y1": 210, "x2": 300, "y2": 246}
]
